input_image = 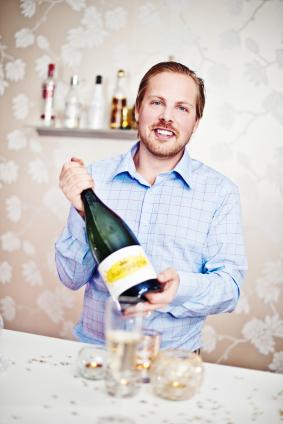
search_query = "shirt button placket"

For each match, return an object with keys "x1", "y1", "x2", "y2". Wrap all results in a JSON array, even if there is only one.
[{"x1": 137, "y1": 188, "x2": 154, "y2": 245}]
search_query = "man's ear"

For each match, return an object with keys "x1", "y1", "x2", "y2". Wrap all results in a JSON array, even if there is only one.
[{"x1": 134, "y1": 105, "x2": 139, "y2": 123}]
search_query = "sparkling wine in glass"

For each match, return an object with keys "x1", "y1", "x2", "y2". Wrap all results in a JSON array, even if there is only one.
[{"x1": 104, "y1": 297, "x2": 143, "y2": 398}]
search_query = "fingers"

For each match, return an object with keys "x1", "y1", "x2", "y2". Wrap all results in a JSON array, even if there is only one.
[
  {"x1": 145, "y1": 268, "x2": 180, "y2": 305},
  {"x1": 59, "y1": 157, "x2": 94, "y2": 213},
  {"x1": 59, "y1": 158, "x2": 86, "y2": 182},
  {"x1": 71, "y1": 157, "x2": 84, "y2": 166},
  {"x1": 60, "y1": 167, "x2": 93, "y2": 193},
  {"x1": 122, "y1": 301, "x2": 165, "y2": 316},
  {"x1": 139, "y1": 302, "x2": 166, "y2": 312},
  {"x1": 157, "y1": 267, "x2": 178, "y2": 283},
  {"x1": 121, "y1": 268, "x2": 180, "y2": 314}
]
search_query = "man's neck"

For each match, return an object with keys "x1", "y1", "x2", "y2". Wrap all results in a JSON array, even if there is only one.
[{"x1": 133, "y1": 143, "x2": 184, "y2": 185}]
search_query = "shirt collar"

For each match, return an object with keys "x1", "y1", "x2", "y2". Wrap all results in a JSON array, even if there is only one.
[
  {"x1": 109, "y1": 142, "x2": 193, "y2": 188},
  {"x1": 109, "y1": 142, "x2": 140, "y2": 181},
  {"x1": 173, "y1": 148, "x2": 193, "y2": 188}
]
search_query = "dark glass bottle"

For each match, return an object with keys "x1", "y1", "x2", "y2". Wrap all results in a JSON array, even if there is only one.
[{"x1": 81, "y1": 188, "x2": 162, "y2": 303}]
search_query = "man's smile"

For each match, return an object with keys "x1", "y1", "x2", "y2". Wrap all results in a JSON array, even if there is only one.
[{"x1": 152, "y1": 125, "x2": 177, "y2": 140}]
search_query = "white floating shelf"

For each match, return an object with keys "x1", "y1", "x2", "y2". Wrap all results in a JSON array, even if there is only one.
[{"x1": 35, "y1": 127, "x2": 137, "y2": 140}]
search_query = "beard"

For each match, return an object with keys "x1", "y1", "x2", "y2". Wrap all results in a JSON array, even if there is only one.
[
  {"x1": 138, "y1": 119, "x2": 192, "y2": 159},
  {"x1": 140, "y1": 138, "x2": 188, "y2": 158}
]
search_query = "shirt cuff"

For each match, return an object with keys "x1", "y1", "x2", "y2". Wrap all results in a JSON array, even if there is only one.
[
  {"x1": 156, "y1": 271, "x2": 200, "y2": 314},
  {"x1": 171, "y1": 271, "x2": 203, "y2": 305}
]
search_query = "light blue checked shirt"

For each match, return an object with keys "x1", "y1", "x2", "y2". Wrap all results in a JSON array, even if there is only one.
[{"x1": 55, "y1": 142, "x2": 247, "y2": 351}]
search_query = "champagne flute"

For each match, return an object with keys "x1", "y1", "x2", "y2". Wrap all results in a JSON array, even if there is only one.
[
  {"x1": 104, "y1": 296, "x2": 143, "y2": 398},
  {"x1": 96, "y1": 298, "x2": 142, "y2": 424}
]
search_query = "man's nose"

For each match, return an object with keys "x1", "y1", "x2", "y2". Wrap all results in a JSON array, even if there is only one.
[{"x1": 160, "y1": 106, "x2": 174, "y2": 122}]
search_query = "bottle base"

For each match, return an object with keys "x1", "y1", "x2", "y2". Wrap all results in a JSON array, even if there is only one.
[{"x1": 118, "y1": 279, "x2": 163, "y2": 304}]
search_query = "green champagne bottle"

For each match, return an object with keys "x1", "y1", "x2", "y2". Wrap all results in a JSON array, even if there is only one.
[{"x1": 81, "y1": 188, "x2": 162, "y2": 303}]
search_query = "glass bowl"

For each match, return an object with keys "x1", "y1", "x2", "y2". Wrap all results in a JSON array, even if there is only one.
[
  {"x1": 76, "y1": 345, "x2": 106, "y2": 380},
  {"x1": 151, "y1": 349, "x2": 204, "y2": 401}
]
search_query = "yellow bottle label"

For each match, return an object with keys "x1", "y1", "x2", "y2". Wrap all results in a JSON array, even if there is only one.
[
  {"x1": 106, "y1": 254, "x2": 149, "y2": 283},
  {"x1": 98, "y1": 245, "x2": 156, "y2": 301}
]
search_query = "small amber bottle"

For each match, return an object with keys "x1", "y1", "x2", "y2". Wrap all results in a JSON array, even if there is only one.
[{"x1": 110, "y1": 69, "x2": 129, "y2": 129}]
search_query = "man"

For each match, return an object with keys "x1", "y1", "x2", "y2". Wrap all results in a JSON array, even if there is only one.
[{"x1": 55, "y1": 61, "x2": 247, "y2": 351}]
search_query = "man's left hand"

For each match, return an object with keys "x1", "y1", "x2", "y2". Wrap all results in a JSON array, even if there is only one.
[{"x1": 142, "y1": 267, "x2": 180, "y2": 313}]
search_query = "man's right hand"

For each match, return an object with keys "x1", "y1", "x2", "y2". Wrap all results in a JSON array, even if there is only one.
[{"x1": 59, "y1": 157, "x2": 94, "y2": 216}]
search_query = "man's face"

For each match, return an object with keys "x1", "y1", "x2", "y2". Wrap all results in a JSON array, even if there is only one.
[{"x1": 135, "y1": 72, "x2": 199, "y2": 158}]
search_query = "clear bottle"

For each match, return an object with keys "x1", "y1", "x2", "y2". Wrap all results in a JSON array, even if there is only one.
[
  {"x1": 88, "y1": 75, "x2": 106, "y2": 129},
  {"x1": 40, "y1": 63, "x2": 56, "y2": 127},
  {"x1": 64, "y1": 75, "x2": 80, "y2": 128},
  {"x1": 81, "y1": 188, "x2": 162, "y2": 304},
  {"x1": 110, "y1": 69, "x2": 129, "y2": 130}
]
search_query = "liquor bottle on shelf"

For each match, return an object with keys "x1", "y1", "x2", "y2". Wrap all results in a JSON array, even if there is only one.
[
  {"x1": 81, "y1": 188, "x2": 163, "y2": 304},
  {"x1": 129, "y1": 106, "x2": 138, "y2": 130},
  {"x1": 88, "y1": 75, "x2": 106, "y2": 129},
  {"x1": 40, "y1": 63, "x2": 56, "y2": 127},
  {"x1": 64, "y1": 75, "x2": 80, "y2": 128},
  {"x1": 110, "y1": 69, "x2": 130, "y2": 130}
]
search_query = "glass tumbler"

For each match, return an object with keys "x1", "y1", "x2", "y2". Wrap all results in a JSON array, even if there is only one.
[{"x1": 135, "y1": 329, "x2": 161, "y2": 383}]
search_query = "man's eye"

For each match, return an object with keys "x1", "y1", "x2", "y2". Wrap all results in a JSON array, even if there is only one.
[
  {"x1": 151, "y1": 100, "x2": 161, "y2": 106},
  {"x1": 178, "y1": 105, "x2": 189, "y2": 112}
]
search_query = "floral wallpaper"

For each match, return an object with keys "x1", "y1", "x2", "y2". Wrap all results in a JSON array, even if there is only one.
[{"x1": 0, "y1": 0, "x2": 282, "y2": 372}]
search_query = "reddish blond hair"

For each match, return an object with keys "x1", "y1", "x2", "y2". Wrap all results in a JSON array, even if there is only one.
[{"x1": 135, "y1": 61, "x2": 205, "y2": 120}]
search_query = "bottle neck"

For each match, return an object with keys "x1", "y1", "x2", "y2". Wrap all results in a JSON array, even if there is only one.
[
  {"x1": 70, "y1": 75, "x2": 79, "y2": 86},
  {"x1": 114, "y1": 77, "x2": 126, "y2": 99},
  {"x1": 94, "y1": 83, "x2": 103, "y2": 96},
  {"x1": 68, "y1": 83, "x2": 78, "y2": 92},
  {"x1": 81, "y1": 188, "x2": 100, "y2": 206},
  {"x1": 48, "y1": 66, "x2": 55, "y2": 78}
]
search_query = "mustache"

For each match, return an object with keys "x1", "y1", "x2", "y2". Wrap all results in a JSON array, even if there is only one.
[{"x1": 151, "y1": 118, "x2": 178, "y2": 134}]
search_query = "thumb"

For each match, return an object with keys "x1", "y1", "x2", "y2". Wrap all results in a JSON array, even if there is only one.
[{"x1": 71, "y1": 157, "x2": 84, "y2": 166}]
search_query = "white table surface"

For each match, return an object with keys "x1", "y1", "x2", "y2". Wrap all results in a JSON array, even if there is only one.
[{"x1": 0, "y1": 329, "x2": 282, "y2": 424}]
